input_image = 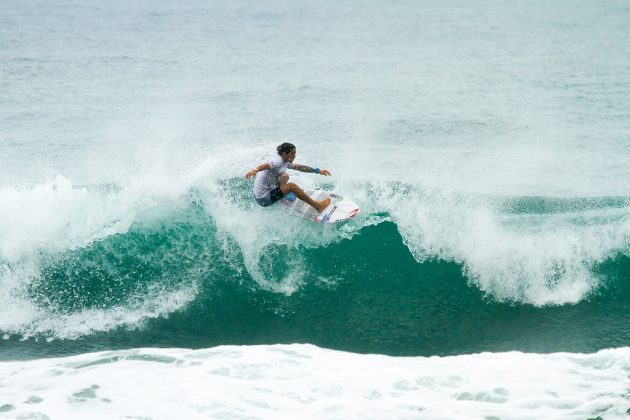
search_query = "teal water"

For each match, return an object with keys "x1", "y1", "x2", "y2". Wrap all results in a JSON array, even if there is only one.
[
  {"x1": 2, "y1": 191, "x2": 630, "y2": 360},
  {"x1": 2, "y1": 0, "x2": 630, "y2": 365}
]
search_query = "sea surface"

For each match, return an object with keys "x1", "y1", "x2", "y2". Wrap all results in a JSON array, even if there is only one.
[{"x1": 2, "y1": 0, "x2": 630, "y2": 418}]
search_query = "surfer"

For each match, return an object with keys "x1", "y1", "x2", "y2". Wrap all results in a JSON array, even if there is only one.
[{"x1": 245, "y1": 143, "x2": 332, "y2": 212}]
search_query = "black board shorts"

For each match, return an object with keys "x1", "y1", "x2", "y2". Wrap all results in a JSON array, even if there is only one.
[{"x1": 255, "y1": 186, "x2": 285, "y2": 207}]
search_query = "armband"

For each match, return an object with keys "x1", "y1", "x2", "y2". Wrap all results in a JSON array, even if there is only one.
[{"x1": 314, "y1": 167, "x2": 320, "y2": 174}]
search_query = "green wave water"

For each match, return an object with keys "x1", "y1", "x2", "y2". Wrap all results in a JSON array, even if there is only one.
[{"x1": 3, "y1": 186, "x2": 630, "y2": 361}]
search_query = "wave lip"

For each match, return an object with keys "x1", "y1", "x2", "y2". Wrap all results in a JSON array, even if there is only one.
[
  {"x1": 0, "y1": 344, "x2": 629, "y2": 419},
  {"x1": 366, "y1": 182, "x2": 630, "y2": 305}
]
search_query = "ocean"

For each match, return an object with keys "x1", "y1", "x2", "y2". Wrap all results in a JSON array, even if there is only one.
[{"x1": 2, "y1": 0, "x2": 630, "y2": 418}]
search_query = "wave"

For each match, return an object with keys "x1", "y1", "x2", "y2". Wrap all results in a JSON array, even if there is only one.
[{"x1": 1, "y1": 174, "x2": 630, "y2": 346}]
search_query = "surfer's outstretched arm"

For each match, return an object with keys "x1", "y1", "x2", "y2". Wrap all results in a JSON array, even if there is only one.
[
  {"x1": 245, "y1": 163, "x2": 272, "y2": 178},
  {"x1": 291, "y1": 164, "x2": 331, "y2": 176}
]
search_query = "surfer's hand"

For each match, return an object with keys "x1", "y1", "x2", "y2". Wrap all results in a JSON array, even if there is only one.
[
  {"x1": 319, "y1": 169, "x2": 331, "y2": 176},
  {"x1": 245, "y1": 169, "x2": 257, "y2": 178}
]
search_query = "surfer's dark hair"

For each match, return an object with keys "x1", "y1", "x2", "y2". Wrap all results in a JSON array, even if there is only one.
[{"x1": 277, "y1": 142, "x2": 296, "y2": 155}]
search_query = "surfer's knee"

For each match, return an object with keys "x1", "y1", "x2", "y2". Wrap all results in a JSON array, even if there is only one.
[
  {"x1": 279, "y1": 173, "x2": 289, "y2": 183},
  {"x1": 286, "y1": 182, "x2": 300, "y2": 192}
]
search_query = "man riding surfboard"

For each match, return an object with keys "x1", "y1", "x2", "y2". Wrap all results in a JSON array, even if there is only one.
[{"x1": 245, "y1": 143, "x2": 332, "y2": 213}]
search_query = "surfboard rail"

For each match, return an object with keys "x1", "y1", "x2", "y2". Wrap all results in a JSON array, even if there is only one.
[{"x1": 280, "y1": 190, "x2": 360, "y2": 224}]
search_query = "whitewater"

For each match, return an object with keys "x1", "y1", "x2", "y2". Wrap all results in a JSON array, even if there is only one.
[
  {"x1": 2, "y1": 0, "x2": 630, "y2": 418},
  {"x1": 2, "y1": 345, "x2": 630, "y2": 419}
]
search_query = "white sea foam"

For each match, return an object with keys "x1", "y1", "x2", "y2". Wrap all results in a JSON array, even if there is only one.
[
  {"x1": 0, "y1": 175, "x2": 130, "y2": 263},
  {"x1": 1, "y1": 283, "x2": 198, "y2": 341},
  {"x1": 357, "y1": 182, "x2": 630, "y2": 305},
  {"x1": 0, "y1": 343, "x2": 628, "y2": 419},
  {"x1": 0, "y1": 170, "x2": 205, "y2": 339}
]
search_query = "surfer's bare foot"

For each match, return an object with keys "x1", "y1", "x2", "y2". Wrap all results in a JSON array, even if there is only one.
[{"x1": 315, "y1": 197, "x2": 332, "y2": 213}]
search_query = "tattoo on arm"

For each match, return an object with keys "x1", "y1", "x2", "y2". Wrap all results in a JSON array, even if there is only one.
[{"x1": 293, "y1": 164, "x2": 313, "y2": 173}]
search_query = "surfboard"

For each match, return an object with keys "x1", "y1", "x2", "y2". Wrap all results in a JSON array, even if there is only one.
[{"x1": 280, "y1": 190, "x2": 360, "y2": 224}]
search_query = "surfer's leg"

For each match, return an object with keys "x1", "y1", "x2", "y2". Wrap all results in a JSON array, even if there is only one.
[{"x1": 280, "y1": 182, "x2": 331, "y2": 213}]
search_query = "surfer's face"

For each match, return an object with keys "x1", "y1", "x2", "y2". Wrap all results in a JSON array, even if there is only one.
[{"x1": 283, "y1": 148, "x2": 296, "y2": 162}]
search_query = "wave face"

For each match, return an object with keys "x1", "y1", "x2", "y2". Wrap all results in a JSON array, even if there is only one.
[{"x1": 2, "y1": 175, "x2": 630, "y2": 359}]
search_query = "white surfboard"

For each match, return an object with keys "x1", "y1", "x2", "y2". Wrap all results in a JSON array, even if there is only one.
[{"x1": 280, "y1": 190, "x2": 360, "y2": 223}]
